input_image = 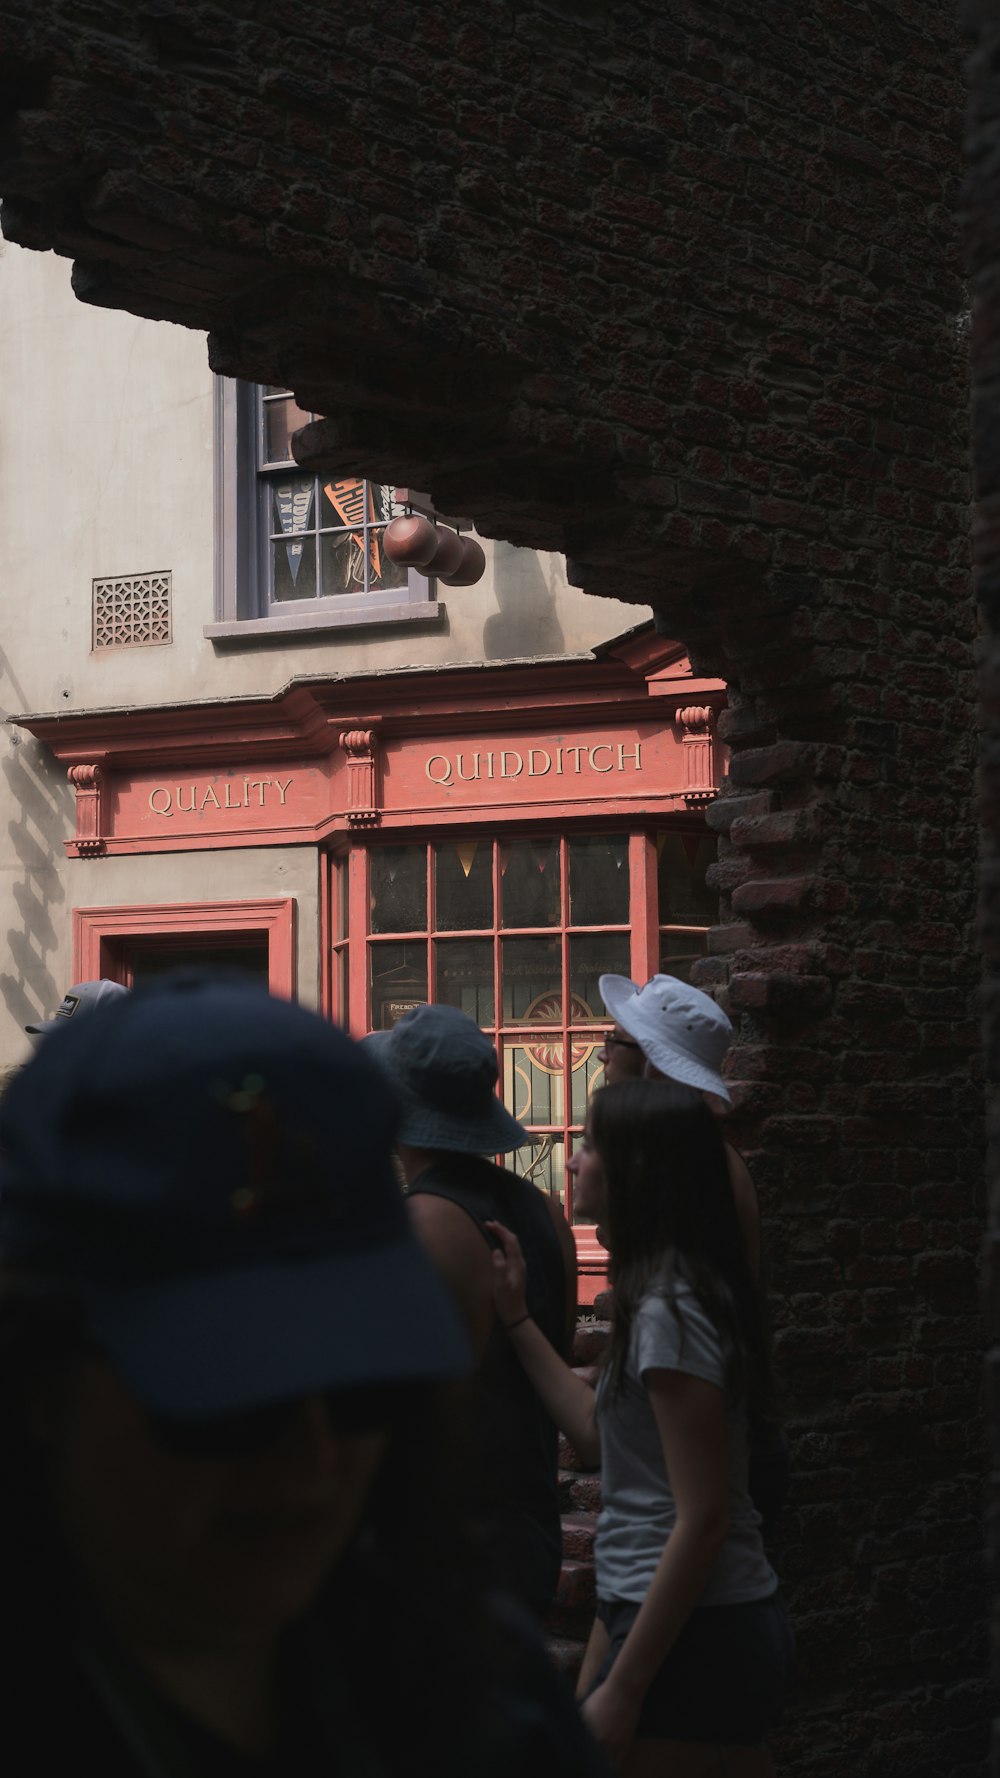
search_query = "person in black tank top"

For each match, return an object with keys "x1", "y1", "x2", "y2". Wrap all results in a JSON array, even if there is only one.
[{"x1": 365, "y1": 1006, "x2": 578, "y2": 1617}]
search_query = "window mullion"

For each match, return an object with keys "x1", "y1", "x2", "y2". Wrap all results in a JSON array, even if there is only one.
[{"x1": 426, "y1": 842, "x2": 435, "y2": 1005}]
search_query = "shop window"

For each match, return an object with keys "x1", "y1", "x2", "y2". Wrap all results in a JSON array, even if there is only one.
[
  {"x1": 208, "y1": 381, "x2": 442, "y2": 640},
  {"x1": 338, "y1": 831, "x2": 716, "y2": 1222},
  {"x1": 657, "y1": 831, "x2": 717, "y2": 981}
]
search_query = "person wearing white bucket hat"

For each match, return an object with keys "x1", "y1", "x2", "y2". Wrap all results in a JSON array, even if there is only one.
[
  {"x1": 598, "y1": 975, "x2": 759, "y2": 1273},
  {"x1": 596, "y1": 976, "x2": 790, "y2": 1553}
]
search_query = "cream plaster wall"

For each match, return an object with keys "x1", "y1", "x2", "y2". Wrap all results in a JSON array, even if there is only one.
[
  {"x1": 3, "y1": 844, "x2": 320, "y2": 1070},
  {"x1": 0, "y1": 240, "x2": 648, "y2": 1063}
]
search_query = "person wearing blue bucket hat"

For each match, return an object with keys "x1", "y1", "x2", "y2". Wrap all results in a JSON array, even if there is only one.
[
  {"x1": 0, "y1": 972, "x2": 608, "y2": 1777},
  {"x1": 365, "y1": 1004, "x2": 578, "y2": 1618}
]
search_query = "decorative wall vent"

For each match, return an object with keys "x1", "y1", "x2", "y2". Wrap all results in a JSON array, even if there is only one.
[{"x1": 93, "y1": 572, "x2": 172, "y2": 649}]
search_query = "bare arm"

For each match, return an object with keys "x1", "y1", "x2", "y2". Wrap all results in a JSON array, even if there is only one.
[
  {"x1": 580, "y1": 1368, "x2": 730, "y2": 1768},
  {"x1": 407, "y1": 1194, "x2": 495, "y2": 1357},
  {"x1": 487, "y1": 1220, "x2": 600, "y2": 1466}
]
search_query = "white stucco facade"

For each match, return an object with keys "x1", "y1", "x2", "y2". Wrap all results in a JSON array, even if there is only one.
[{"x1": 0, "y1": 239, "x2": 650, "y2": 1063}]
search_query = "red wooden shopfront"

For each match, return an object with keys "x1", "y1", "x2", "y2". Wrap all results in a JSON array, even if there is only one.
[{"x1": 22, "y1": 627, "x2": 725, "y2": 1298}]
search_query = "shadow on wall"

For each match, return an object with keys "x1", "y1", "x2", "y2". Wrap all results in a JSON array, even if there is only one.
[
  {"x1": 0, "y1": 697, "x2": 70, "y2": 1033},
  {"x1": 483, "y1": 544, "x2": 566, "y2": 660}
]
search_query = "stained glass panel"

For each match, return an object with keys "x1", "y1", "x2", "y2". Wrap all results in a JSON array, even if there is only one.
[{"x1": 501, "y1": 937, "x2": 562, "y2": 1023}]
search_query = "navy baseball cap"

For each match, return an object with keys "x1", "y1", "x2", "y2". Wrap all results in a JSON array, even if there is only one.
[{"x1": 0, "y1": 971, "x2": 471, "y2": 1420}]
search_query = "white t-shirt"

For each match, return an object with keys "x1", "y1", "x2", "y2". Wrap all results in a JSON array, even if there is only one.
[{"x1": 594, "y1": 1278, "x2": 778, "y2": 1607}]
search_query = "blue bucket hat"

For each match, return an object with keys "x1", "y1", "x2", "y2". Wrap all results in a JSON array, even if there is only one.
[
  {"x1": 365, "y1": 1004, "x2": 527, "y2": 1154},
  {"x1": 0, "y1": 971, "x2": 471, "y2": 1420}
]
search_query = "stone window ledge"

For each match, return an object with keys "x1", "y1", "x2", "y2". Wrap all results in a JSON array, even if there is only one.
[{"x1": 205, "y1": 602, "x2": 445, "y2": 645}]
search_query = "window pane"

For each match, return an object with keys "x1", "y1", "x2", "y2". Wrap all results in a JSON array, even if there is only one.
[
  {"x1": 333, "y1": 859, "x2": 349, "y2": 942},
  {"x1": 569, "y1": 933, "x2": 631, "y2": 1021},
  {"x1": 370, "y1": 941, "x2": 427, "y2": 1029},
  {"x1": 502, "y1": 1041, "x2": 565, "y2": 1125},
  {"x1": 371, "y1": 483, "x2": 397, "y2": 524},
  {"x1": 435, "y1": 939, "x2": 495, "y2": 1025},
  {"x1": 435, "y1": 840, "x2": 493, "y2": 931},
  {"x1": 511, "y1": 1137, "x2": 566, "y2": 1208},
  {"x1": 370, "y1": 529, "x2": 408, "y2": 593},
  {"x1": 271, "y1": 531, "x2": 317, "y2": 601},
  {"x1": 657, "y1": 832, "x2": 718, "y2": 925},
  {"x1": 321, "y1": 528, "x2": 365, "y2": 596},
  {"x1": 334, "y1": 946, "x2": 349, "y2": 1028},
  {"x1": 271, "y1": 476, "x2": 316, "y2": 600},
  {"x1": 263, "y1": 394, "x2": 311, "y2": 464},
  {"x1": 321, "y1": 476, "x2": 371, "y2": 533},
  {"x1": 502, "y1": 937, "x2": 562, "y2": 1024},
  {"x1": 659, "y1": 930, "x2": 709, "y2": 982},
  {"x1": 501, "y1": 838, "x2": 560, "y2": 928},
  {"x1": 571, "y1": 1043, "x2": 608, "y2": 1125},
  {"x1": 370, "y1": 846, "x2": 426, "y2": 934},
  {"x1": 569, "y1": 834, "x2": 629, "y2": 925}
]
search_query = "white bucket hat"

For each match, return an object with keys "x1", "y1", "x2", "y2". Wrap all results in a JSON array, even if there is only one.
[{"x1": 599, "y1": 974, "x2": 733, "y2": 1105}]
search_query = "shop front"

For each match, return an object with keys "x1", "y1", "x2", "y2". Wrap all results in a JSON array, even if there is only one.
[{"x1": 22, "y1": 627, "x2": 725, "y2": 1296}]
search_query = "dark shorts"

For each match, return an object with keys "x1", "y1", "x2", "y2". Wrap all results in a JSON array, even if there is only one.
[{"x1": 592, "y1": 1590, "x2": 793, "y2": 1745}]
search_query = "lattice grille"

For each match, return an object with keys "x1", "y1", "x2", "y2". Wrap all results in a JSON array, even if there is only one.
[{"x1": 93, "y1": 572, "x2": 172, "y2": 649}]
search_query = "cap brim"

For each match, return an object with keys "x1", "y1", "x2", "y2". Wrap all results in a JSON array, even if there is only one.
[
  {"x1": 24, "y1": 1020, "x2": 61, "y2": 1036},
  {"x1": 83, "y1": 1237, "x2": 472, "y2": 1421}
]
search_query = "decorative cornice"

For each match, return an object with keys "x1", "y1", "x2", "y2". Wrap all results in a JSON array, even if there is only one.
[
  {"x1": 12, "y1": 632, "x2": 725, "y2": 772},
  {"x1": 67, "y1": 762, "x2": 106, "y2": 858},
  {"x1": 676, "y1": 705, "x2": 718, "y2": 808},
  {"x1": 339, "y1": 728, "x2": 381, "y2": 827}
]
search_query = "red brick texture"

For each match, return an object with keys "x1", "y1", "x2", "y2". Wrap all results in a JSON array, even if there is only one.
[
  {"x1": 0, "y1": 2, "x2": 989, "y2": 1771},
  {"x1": 965, "y1": 3, "x2": 1000, "y2": 1772}
]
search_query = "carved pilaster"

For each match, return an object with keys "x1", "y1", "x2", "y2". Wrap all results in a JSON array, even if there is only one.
[
  {"x1": 339, "y1": 729, "x2": 381, "y2": 827},
  {"x1": 67, "y1": 763, "x2": 106, "y2": 857},
  {"x1": 677, "y1": 706, "x2": 717, "y2": 807}
]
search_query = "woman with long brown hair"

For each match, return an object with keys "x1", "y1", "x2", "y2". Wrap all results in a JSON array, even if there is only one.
[{"x1": 489, "y1": 1079, "x2": 793, "y2": 1778}]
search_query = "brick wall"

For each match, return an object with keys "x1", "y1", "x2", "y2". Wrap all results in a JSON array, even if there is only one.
[
  {"x1": 965, "y1": 3, "x2": 1000, "y2": 1771},
  {"x1": 0, "y1": 2, "x2": 989, "y2": 1769}
]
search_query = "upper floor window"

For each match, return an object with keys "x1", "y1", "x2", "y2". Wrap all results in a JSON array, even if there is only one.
[{"x1": 208, "y1": 381, "x2": 443, "y2": 641}]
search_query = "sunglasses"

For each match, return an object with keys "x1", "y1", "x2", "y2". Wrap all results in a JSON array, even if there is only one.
[
  {"x1": 148, "y1": 1384, "x2": 409, "y2": 1461},
  {"x1": 601, "y1": 1032, "x2": 642, "y2": 1052}
]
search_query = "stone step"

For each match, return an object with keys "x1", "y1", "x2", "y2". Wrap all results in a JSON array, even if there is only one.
[
  {"x1": 561, "y1": 1510, "x2": 597, "y2": 1560},
  {"x1": 560, "y1": 1470, "x2": 602, "y2": 1513}
]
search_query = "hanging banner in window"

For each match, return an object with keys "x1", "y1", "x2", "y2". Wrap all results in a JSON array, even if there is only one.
[
  {"x1": 274, "y1": 479, "x2": 315, "y2": 583},
  {"x1": 324, "y1": 478, "x2": 384, "y2": 587}
]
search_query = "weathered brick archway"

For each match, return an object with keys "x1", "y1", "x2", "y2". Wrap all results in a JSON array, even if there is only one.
[{"x1": 0, "y1": 2, "x2": 988, "y2": 1770}]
